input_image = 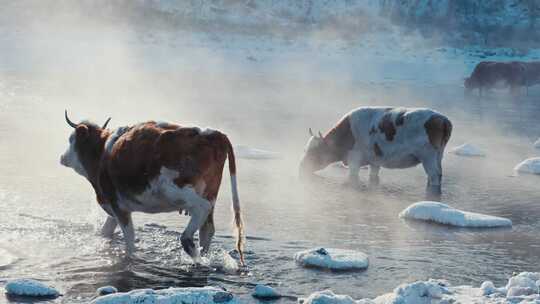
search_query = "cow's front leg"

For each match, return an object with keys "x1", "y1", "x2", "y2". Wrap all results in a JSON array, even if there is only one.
[
  {"x1": 179, "y1": 189, "x2": 211, "y2": 264},
  {"x1": 369, "y1": 165, "x2": 380, "y2": 186},
  {"x1": 421, "y1": 155, "x2": 442, "y2": 200},
  {"x1": 345, "y1": 152, "x2": 362, "y2": 187},
  {"x1": 199, "y1": 208, "x2": 215, "y2": 255},
  {"x1": 101, "y1": 216, "x2": 118, "y2": 238},
  {"x1": 116, "y1": 210, "x2": 136, "y2": 255}
]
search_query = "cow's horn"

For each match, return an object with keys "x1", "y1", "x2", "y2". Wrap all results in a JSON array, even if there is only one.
[
  {"x1": 65, "y1": 110, "x2": 78, "y2": 128},
  {"x1": 309, "y1": 128, "x2": 314, "y2": 137},
  {"x1": 102, "y1": 117, "x2": 112, "y2": 129}
]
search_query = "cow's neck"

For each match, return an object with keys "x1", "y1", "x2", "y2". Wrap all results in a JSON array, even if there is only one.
[
  {"x1": 323, "y1": 116, "x2": 355, "y2": 163},
  {"x1": 84, "y1": 132, "x2": 111, "y2": 189}
]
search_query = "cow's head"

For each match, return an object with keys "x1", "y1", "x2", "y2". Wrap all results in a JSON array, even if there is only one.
[
  {"x1": 60, "y1": 111, "x2": 111, "y2": 179},
  {"x1": 299, "y1": 128, "x2": 334, "y2": 178},
  {"x1": 464, "y1": 77, "x2": 476, "y2": 92}
]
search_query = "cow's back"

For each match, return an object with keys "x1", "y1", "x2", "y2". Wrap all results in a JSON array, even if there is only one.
[
  {"x1": 105, "y1": 122, "x2": 228, "y2": 196},
  {"x1": 347, "y1": 107, "x2": 448, "y2": 167},
  {"x1": 470, "y1": 61, "x2": 527, "y2": 88}
]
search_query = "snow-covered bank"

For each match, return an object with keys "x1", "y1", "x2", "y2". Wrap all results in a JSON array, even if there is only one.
[
  {"x1": 302, "y1": 272, "x2": 540, "y2": 303},
  {"x1": 91, "y1": 287, "x2": 238, "y2": 304},
  {"x1": 399, "y1": 201, "x2": 512, "y2": 228},
  {"x1": 295, "y1": 248, "x2": 369, "y2": 271}
]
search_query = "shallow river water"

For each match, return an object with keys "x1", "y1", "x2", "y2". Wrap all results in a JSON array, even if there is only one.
[{"x1": 1, "y1": 27, "x2": 540, "y2": 303}]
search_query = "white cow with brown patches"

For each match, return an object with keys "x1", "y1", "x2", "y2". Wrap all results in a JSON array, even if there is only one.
[{"x1": 300, "y1": 107, "x2": 452, "y2": 197}]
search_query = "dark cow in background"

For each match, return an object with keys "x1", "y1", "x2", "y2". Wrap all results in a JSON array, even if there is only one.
[
  {"x1": 60, "y1": 111, "x2": 245, "y2": 266},
  {"x1": 465, "y1": 61, "x2": 527, "y2": 96},
  {"x1": 300, "y1": 107, "x2": 452, "y2": 198},
  {"x1": 523, "y1": 61, "x2": 540, "y2": 92}
]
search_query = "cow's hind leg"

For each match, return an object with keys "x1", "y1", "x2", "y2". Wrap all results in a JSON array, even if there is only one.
[
  {"x1": 115, "y1": 210, "x2": 136, "y2": 255},
  {"x1": 176, "y1": 187, "x2": 212, "y2": 263},
  {"x1": 101, "y1": 216, "x2": 118, "y2": 238},
  {"x1": 421, "y1": 154, "x2": 442, "y2": 200},
  {"x1": 199, "y1": 209, "x2": 215, "y2": 255}
]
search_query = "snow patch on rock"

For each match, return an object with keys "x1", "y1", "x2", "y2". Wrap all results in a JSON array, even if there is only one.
[
  {"x1": 252, "y1": 284, "x2": 280, "y2": 299},
  {"x1": 534, "y1": 138, "x2": 540, "y2": 149},
  {"x1": 372, "y1": 279, "x2": 449, "y2": 304},
  {"x1": 4, "y1": 279, "x2": 60, "y2": 298},
  {"x1": 91, "y1": 286, "x2": 238, "y2": 304},
  {"x1": 514, "y1": 157, "x2": 540, "y2": 175},
  {"x1": 399, "y1": 201, "x2": 512, "y2": 228},
  {"x1": 234, "y1": 145, "x2": 281, "y2": 160},
  {"x1": 301, "y1": 290, "x2": 357, "y2": 304},
  {"x1": 294, "y1": 247, "x2": 369, "y2": 270},
  {"x1": 97, "y1": 286, "x2": 118, "y2": 296},
  {"x1": 449, "y1": 143, "x2": 486, "y2": 157},
  {"x1": 315, "y1": 162, "x2": 368, "y2": 179}
]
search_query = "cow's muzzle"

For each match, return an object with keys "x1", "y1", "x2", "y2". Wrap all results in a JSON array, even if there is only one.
[
  {"x1": 60, "y1": 154, "x2": 68, "y2": 167},
  {"x1": 298, "y1": 160, "x2": 315, "y2": 180}
]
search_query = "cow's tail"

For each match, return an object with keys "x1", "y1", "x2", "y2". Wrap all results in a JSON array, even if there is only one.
[
  {"x1": 224, "y1": 135, "x2": 245, "y2": 266},
  {"x1": 440, "y1": 116, "x2": 452, "y2": 149}
]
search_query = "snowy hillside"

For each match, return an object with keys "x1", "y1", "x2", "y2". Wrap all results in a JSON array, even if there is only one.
[
  {"x1": 381, "y1": 0, "x2": 540, "y2": 46},
  {"x1": 2, "y1": 0, "x2": 539, "y2": 47},
  {"x1": 141, "y1": 0, "x2": 540, "y2": 47}
]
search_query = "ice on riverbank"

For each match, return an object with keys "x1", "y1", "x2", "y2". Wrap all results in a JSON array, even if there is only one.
[
  {"x1": 294, "y1": 248, "x2": 369, "y2": 271},
  {"x1": 91, "y1": 286, "x2": 238, "y2": 304},
  {"x1": 514, "y1": 157, "x2": 540, "y2": 175},
  {"x1": 449, "y1": 143, "x2": 486, "y2": 157},
  {"x1": 234, "y1": 145, "x2": 281, "y2": 160},
  {"x1": 399, "y1": 201, "x2": 512, "y2": 228},
  {"x1": 302, "y1": 272, "x2": 540, "y2": 303},
  {"x1": 4, "y1": 279, "x2": 60, "y2": 298}
]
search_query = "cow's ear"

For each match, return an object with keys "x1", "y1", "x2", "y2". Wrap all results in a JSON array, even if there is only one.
[{"x1": 75, "y1": 125, "x2": 89, "y2": 140}]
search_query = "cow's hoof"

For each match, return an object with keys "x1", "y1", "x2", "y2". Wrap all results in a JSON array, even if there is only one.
[
  {"x1": 343, "y1": 180, "x2": 360, "y2": 189},
  {"x1": 181, "y1": 238, "x2": 196, "y2": 255},
  {"x1": 425, "y1": 186, "x2": 442, "y2": 201},
  {"x1": 369, "y1": 176, "x2": 380, "y2": 187}
]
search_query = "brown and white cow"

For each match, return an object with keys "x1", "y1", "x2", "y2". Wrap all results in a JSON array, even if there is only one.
[
  {"x1": 300, "y1": 107, "x2": 452, "y2": 198},
  {"x1": 60, "y1": 111, "x2": 245, "y2": 266}
]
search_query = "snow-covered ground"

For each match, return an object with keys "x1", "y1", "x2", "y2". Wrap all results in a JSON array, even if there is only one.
[
  {"x1": 399, "y1": 201, "x2": 512, "y2": 228},
  {"x1": 301, "y1": 272, "x2": 540, "y2": 303}
]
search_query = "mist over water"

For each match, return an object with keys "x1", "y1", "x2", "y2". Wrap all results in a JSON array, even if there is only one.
[{"x1": 1, "y1": 2, "x2": 540, "y2": 303}]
